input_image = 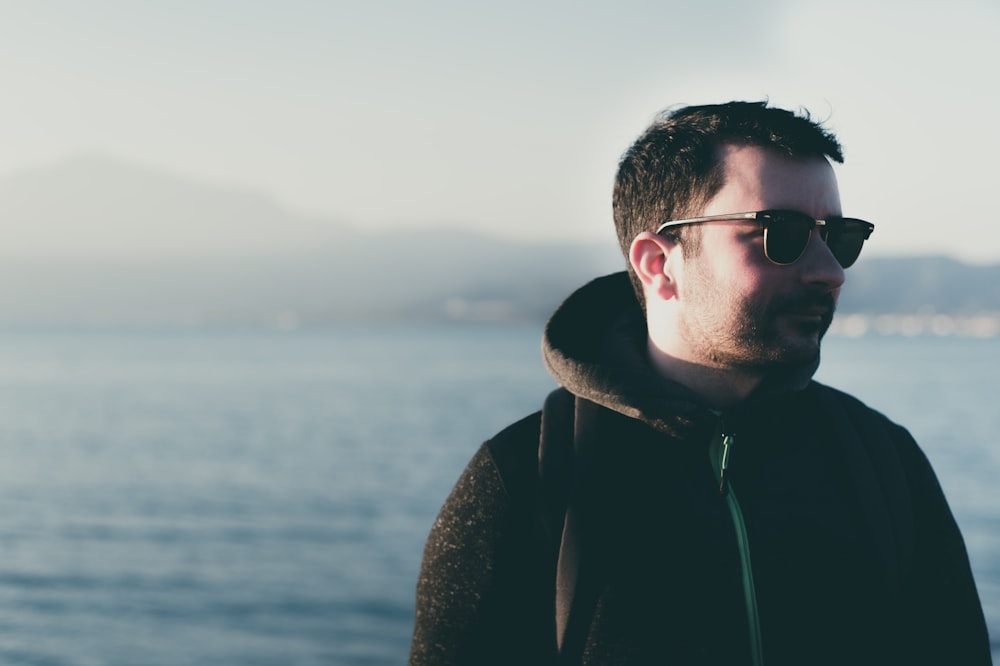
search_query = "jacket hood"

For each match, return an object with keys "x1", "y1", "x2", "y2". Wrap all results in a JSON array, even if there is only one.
[{"x1": 541, "y1": 272, "x2": 820, "y2": 435}]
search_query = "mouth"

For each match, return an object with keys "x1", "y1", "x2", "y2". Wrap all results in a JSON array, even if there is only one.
[
  {"x1": 777, "y1": 293, "x2": 836, "y2": 325},
  {"x1": 785, "y1": 306, "x2": 832, "y2": 320}
]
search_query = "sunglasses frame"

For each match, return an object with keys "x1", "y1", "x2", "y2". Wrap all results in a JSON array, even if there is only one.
[{"x1": 654, "y1": 209, "x2": 875, "y2": 267}]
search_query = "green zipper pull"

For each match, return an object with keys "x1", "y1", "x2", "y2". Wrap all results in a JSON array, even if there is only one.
[{"x1": 718, "y1": 433, "x2": 734, "y2": 495}]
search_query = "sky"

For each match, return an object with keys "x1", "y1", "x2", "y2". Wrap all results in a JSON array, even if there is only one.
[{"x1": 1, "y1": 0, "x2": 998, "y2": 262}]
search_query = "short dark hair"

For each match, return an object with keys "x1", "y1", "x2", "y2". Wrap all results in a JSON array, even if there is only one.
[{"x1": 613, "y1": 100, "x2": 845, "y2": 302}]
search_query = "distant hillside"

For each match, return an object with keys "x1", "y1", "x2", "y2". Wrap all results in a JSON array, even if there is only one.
[
  {"x1": 3, "y1": 246, "x2": 997, "y2": 328},
  {"x1": 1, "y1": 156, "x2": 998, "y2": 327},
  {"x1": 0, "y1": 231, "x2": 621, "y2": 326},
  {"x1": 1, "y1": 155, "x2": 349, "y2": 259},
  {"x1": 838, "y1": 256, "x2": 1000, "y2": 315},
  {"x1": 0, "y1": 156, "x2": 624, "y2": 325}
]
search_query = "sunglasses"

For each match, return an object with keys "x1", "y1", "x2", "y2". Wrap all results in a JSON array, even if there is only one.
[{"x1": 655, "y1": 210, "x2": 875, "y2": 268}]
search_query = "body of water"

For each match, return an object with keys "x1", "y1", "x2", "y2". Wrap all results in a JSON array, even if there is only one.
[{"x1": 0, "y1": 326, "x2": 996, "y2": 663}]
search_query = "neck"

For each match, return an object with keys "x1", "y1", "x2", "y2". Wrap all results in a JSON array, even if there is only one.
[{"x1": 646, "y1": 337, "x2": 764, "y2": 409}]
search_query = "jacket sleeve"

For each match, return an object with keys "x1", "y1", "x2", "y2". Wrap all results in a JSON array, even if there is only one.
[
  {"x1": 891, "y1": 423, "x2": 993, "y2": 665},
  {"x1": 409, "y1": 415, "x2": 556, "y2": 666}
]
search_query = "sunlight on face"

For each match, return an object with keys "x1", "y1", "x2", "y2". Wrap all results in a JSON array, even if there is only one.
[{"x1": 675, "y1": 145, "x2": 845, "y2": 369}]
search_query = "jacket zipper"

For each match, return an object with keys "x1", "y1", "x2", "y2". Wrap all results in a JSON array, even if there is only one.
[{"x1": 710, "y1": 426, "x2": 765, "y2": 666}]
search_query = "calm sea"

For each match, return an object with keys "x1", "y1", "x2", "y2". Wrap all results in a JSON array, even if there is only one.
[{"x1": 0, "y1": 325, "x2": 996, "y2": 664}]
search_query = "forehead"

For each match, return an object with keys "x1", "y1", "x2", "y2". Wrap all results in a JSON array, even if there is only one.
[{"x1": 701, "y1": 144, "x2": 842, "y2": 217}]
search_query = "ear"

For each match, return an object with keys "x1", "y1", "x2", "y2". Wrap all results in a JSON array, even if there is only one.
[{"x1": 629, "y1": 231, "x2": 680, "y2": 303}]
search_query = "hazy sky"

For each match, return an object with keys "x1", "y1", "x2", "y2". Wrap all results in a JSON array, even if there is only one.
[{"x1": 2, "y1": 0, "x2": 998, "y2": 261}]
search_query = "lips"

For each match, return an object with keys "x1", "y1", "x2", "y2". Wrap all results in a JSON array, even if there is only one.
[
  {"x1": 777, "y1": 293, "x2": 836, "y2": 321},
  {"x1": 787, "y1": 306, "x2": 832, "y2": 318}
]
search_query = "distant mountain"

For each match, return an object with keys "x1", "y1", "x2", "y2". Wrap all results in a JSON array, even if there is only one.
[
  {"x1": 0, "y1": 232, "x2": 623, "y2": 326},
  {"x1": 1, "y1": 155, "x2": 353, "y2": 260},
  {"x1": 838, "y1": 256, "x2": 1000, "y2": 315},
  {"x1": 1, "y1": 157, "x2": 997, "y2": 327},
  {"x1": 0, "y1": 156, "x2": 622, "y2": 326}
]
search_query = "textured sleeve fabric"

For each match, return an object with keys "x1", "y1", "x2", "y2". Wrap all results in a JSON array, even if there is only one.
[
  {"x1": 890, "y1": 422, "x2": 993, "y2": 665},
  {"x1": 409, "y1": 414, "x2": 556, "y2": 666}
]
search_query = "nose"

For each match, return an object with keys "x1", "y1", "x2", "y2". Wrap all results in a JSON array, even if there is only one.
[{"x1": 799, "y1": 229, "x2": 846, "y2": 291}]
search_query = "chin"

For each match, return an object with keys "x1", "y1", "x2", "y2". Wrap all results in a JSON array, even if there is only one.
[
  {"x1": 778, "y1": 337, "x2": 823, "y2": 364},
  {"x1": 760, "y1": 330, "x2": 824, "y2": 366}
]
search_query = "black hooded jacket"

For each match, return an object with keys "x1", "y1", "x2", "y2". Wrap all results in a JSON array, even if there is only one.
[{"x1": 409, "y1": 273, "x2": 990, "y2": 665}]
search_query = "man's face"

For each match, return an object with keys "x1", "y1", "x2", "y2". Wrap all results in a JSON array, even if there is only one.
[{"x1": 673, "y1": 144, "x2": 846, "y2": 370}]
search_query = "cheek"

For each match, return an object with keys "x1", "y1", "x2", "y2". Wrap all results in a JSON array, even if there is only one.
[
  {"x1": 720, "y1": 252, "x2": 774, "y2": 297},
  {"x1": 704, "y1": 226, "x2": 770, "y2": 273},
  {"x1": 686, "y1": 263, "x2": 753, "y2": 309},
  {"x1": 688, "y1": 231, "x2": 776, "y2": 300}
]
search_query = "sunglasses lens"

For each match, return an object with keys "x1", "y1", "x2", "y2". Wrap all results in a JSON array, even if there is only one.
[
  {"x1": 762, "y1": 212, "x2": 814, "y2": 265},
  {"x1": 763, "y1": 213, "x2": 874, "y2": 267},
  {"x1": 826, "y1": 219, "x2": 873, "y2": 268}
]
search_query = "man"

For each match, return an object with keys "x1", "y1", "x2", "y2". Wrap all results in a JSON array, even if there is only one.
[{"x1": 409, "y1": 101, "x2": 991, "y2": 665}]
